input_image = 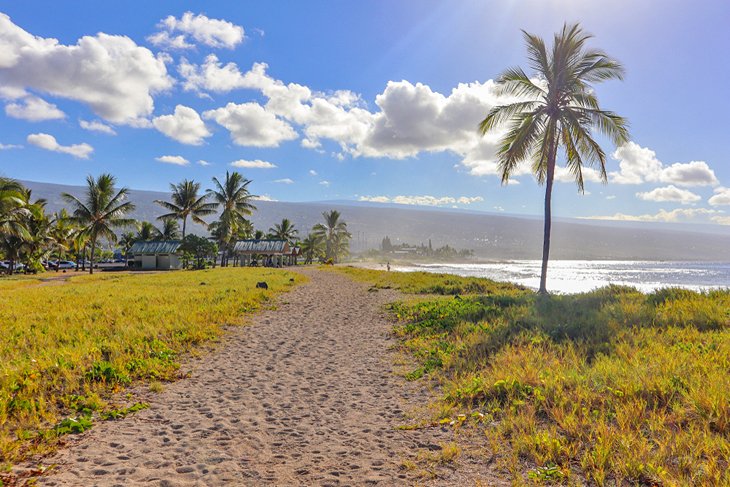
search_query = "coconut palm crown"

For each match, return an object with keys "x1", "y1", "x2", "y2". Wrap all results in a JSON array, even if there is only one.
[
  {"x1": 155, "y1": 179, "x2": 217, "y2": 238},
  {"x1": 62, "y1": 174, "x2": 135, "y2": 274},
  {"x1": 478, "y1": 23, "x2": 629, "y2": 293}
]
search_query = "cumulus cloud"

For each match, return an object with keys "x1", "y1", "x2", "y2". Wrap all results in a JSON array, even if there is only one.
[
  {"x1": 711, "y1": 216, "x2": 730, "y2": 225},
  {"x1": 179, "y1": 56, "x2": 269, "y2": 93},
  {"x1": 197, "y1": 159, "x2": 211, "y2": 166},
  {"x1": 319, "y1": 180, "x2": 330, "y2": 187},
  {"x1": 150, "y1": 12, "x2": 244, "y2": 50},
  {"x1": 554, "y1": 165, "x2": 604, "y2": 184},
  {"x1": 79, "y1": 120, "x2": 116, "y2": 135},
  {"x1": 230, "y1": 159, "x2": 277, "y2": 169},
  {"x1": 27, "y1": 133, "x2": 93, "y2": 159},
  {"x1": 583, "y1": 207, "x2": 722, "y2": 223},
  {"x1": 274, "y1": 178, "x2": 294, "y2": 184},
  {"x1": 203, "y1": 102, "x2": 297, "y2": 147},
  {"x1": 636, "y1": 185, "x2": 701, "y2": 204},
  {"x1": 610, "y1": 142, "x2": 718, "y2": 187},
  {"x1": 252, "y1": 194, "x2": 277, "y2": 202},
  {"x1": 359, "y1": 195, "x2": 484, "y2": 207},
  {"x1": 152, "y1": 105, "x2": 210, "y2": 145},
  {"x1": 309, "y1": 169, "x2": 317, "y2": 176},
  {"x1": 0, "y1": 14, "x2": 173, "y2": 125},
  {"x1": 155, "y1": 155, "x2": 189, "y2": 166},
  {"x1": 5, "y1": 96, "x2": 65, "y2": 121},
  {"x1": 709, "y1": 187, "x2": 730, "y2": 206}
]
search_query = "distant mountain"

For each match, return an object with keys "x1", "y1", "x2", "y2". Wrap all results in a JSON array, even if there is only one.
[{"x1": 21, "y1": 179, "x2": 730, "y2": 261}]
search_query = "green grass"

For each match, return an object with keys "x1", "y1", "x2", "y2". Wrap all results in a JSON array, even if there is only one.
[
  {"x1": 0, "y1": 268, "x2": 303, "y2": 465},
  {"x1": 336, "y1": 266, "x2": 730, "y2": 485}
]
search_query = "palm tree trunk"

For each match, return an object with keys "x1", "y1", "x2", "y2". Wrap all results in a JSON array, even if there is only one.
[
  {"x1": 539, "y1": 153, "x2": 557, "y2": 294},
  {"x1": 182, "y1": 217, "x2": 187, "y2": 239},
  {"x1": 89, "y1": 236, "x2": 96, "y2": 275}
]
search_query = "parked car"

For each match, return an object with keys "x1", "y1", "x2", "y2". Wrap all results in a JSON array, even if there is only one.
[
  {"x1": 55, "y1": 260, "x2": 77, "y2": 270},
  {"x1": 1, "y1": 261, "x2": 25, "y2": 271}
]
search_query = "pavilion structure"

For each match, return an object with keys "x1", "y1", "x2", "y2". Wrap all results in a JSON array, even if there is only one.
[{"x1": 232, "y1": 239, "x2": 295, "y2": 267}]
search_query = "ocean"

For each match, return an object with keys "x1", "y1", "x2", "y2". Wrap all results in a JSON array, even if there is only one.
[{"x1": 379, "y1": 261, "x2": 730, "y2": 294}]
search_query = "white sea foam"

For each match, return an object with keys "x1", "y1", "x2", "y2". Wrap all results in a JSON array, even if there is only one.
[{"x1": 382, "y1": 261, "x2": 730, "y2": 294}]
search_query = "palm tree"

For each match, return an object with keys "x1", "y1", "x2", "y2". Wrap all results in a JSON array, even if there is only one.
[
  {"x1": 155, "y1": 179, "x2": 217, "y2": 238},
  {"x1": 300, "y1": 233, "x2": 324, "y2": 264},
  {"x1": 269, "y1": 218, "x2": 298, "y2": 244},
  {"x1": 0, "y1": 177, "x2": 29, "y2": 240},
  {"x1": 62, "y1": 174, "x2": 136, "y2": 274},
  {"x1": 312, "y1": 210, "x2": 351, "y2": 263},
  {"x1": 50, "y1": 209, "x2": 76, "y2": 272},
  {"x1": 478, "y1": 23, "x2": 629, "y2": 294},
  {"x1": 136, "y1": 221, "x2": 161, "y2": 241},
  {"x1": 158, "y1": 219, "x2": 181, "y2": 240},
  {"x1": 118, "y1": 231, "x2": 136, "y2": 266},
  {"x1": 208, "y1": 171, "x2": 257, "y2": 266}
]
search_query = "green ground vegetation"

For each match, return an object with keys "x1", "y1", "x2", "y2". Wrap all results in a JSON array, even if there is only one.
[
  {"x1": 336, "y1": 266, "x2": 730, "y2": 485},
  {"x1": 0, "y1": 268, "x2": 302, "y2": 466}
]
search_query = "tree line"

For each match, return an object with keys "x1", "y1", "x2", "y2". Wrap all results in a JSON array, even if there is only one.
[{"x1": 0, "y1": 171, "x2": 351, "y2": 274}]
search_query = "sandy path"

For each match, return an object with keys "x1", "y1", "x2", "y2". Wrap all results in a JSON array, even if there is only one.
[{"x1": 38, "y1": 268, "x2": 495, "y2": 486}]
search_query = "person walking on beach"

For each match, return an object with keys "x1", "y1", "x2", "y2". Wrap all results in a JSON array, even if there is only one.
[{"x1": 386, "y1": 261, "x2": 390, "y2": 272}]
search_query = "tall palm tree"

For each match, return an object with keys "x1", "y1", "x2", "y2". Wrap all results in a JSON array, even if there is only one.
[
  {"x1": 208, "y1": 171, "x2": 257, "y2": 266},
  {"x1": 155, "y1": 179, "x2": 217, "y2": 238},
  {"x1": 313, "y1": 210, "x2": 351, "y2": 263},
  {"x1": 268, "y1": 218, "x2": 298, "y2": 244},
  {"x1": 62, "y1": 174, "x2": 136, "y2": 274},
  {"x1": 478, "y1": 23, "x2": 629, "y2": 294}
]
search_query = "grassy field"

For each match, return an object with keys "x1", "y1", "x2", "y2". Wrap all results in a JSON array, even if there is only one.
[
  {"x1": 0, "y1": 268, "x2": 303, "y2": 467},
  {"x1": 335, "y1": 266, "x2": 730, "y2": 485}
]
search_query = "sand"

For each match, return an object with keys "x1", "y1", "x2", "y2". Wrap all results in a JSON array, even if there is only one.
[{"x1": 37, "y1": 268, "x2": 503, "y2": 486}]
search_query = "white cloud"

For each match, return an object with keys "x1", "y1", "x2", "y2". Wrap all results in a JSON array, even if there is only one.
[
  {"x1": 309, "y1": 169, "x2": 317, "y2": 176},
  {"x1": 319, "y1": 180, "x2": 330, "y2": 187},
  {"x1": 230, "y1": 159, "x2": 277, "y2": 169},
  {"x1": 179, "y1": 56, "x2": 269, "y2": 93},
  {"x1": 197, "y1": 159, "x2": 211, "y2": 166},
  {"x1": 5, "y1": 96, "x2": 65, "y2": 121},
  {"x1": 709, "y1": 187, "x2": 730, "y2": 206},
  {"x1": 493, "y1": 206, "x2": 505, "y2": 212},
  {"x1": 583, "y1": 207, "x2": 722, "y2": 223},
  {"x1": 358, "y1": 195, "x2": 483, "y2": 207},
  {"x1": 153, "y1": 105, "x2": 210, "y2": 145},
  {"x1": 0, "y1": 142, "x2": 22, "y2": 150},
  {"x1": 203, "y1": 102, "x2": 297, "y2": 147},
  {"x1": 152, "y1": 12, "x2": 244, "y2": 49},
  {"x1": 155, "y1": 155, "x2": 189, "y2": 166},
  {"x1": 660, "y1": 161, "x2": 718, "y2": 187},
  {"x1": 274, "y1": 178, "x2": 294, "y2": 184},
  {"x1": 606, "y1": 195, "x2": 616, "y2": 200},
  {"x1": 252, "y1": 194, "x2": 277, "y2": 202},
  {"x1": 146, "y1": 31, "x2": 194, "y2": 50},
  {"x1": 710, "y1": 216, "x2": 730, "y2": 225},
  {"x1": 554, "y1": 165, "x2": 604, "y2": 184},
  {"x1": 0, "y1": 14, "x2": 173, "y2": 125},
  {"x1": 610, "y1": 142, "x2": 718, "y2": 187},
  {"x1": 636, "y1": 185, "x2": 701, "y2": 205},
  {"x1": 27, "y1": 133, "x2": 92, "y2": 159},
  {"x1": 79, "y1": 120, "x2": 116, "y2": 135}
]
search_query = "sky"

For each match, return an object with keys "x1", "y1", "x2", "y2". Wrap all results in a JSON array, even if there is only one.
[{"x1": 1, "y1": 0, "x2": 729, "y2": 227}]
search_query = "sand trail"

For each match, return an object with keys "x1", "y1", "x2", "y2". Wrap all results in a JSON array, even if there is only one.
[{"x1": 39, "y1": 268, "x2": 480, "y2": 486}]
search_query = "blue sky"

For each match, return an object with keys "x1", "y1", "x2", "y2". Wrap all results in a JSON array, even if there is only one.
[{"x1": 1, "y1": 0, "x2": 729, "y2": 226}]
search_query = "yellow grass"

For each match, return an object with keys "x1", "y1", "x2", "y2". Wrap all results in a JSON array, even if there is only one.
[
  {"x1": 0, "y1": 268, "x2": 303, "y2": 465},
  {"x1": 335, "y1": 266, "x2": 730, "y2": 485}
]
